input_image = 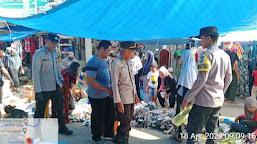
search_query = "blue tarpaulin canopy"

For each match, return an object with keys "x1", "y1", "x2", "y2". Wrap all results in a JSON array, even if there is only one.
[
  {"x1": 0, "y1": 26, "x2": 39, "y2": 42},
  {"x1": 0, "y1": 0, "x2": 256, "y2": 41}
]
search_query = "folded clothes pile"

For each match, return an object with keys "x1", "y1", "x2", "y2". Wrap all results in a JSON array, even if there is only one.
[{"x1": 132, "y1": 103, "x2": 176, "y2": 133}]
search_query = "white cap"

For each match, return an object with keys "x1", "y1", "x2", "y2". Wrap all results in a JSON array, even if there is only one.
[{"x1": 168, "y1": 67, "x2": 173, "y2": 72}]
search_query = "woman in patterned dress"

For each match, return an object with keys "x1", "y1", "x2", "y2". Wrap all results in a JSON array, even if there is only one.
[{"x1": 61, "y1": 62, "x2": 80, "y2": 123}]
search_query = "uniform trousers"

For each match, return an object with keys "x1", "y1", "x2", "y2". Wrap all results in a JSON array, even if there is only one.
[
  {"x1": 34, "y1": 85, "x2": 67, "y2": 131},
  {"x1": 186, "y1": 105, "x2": 221, "y2": 144},
  {"x1": 116, "y1": 104, "x2": 134, "y2": 141}
]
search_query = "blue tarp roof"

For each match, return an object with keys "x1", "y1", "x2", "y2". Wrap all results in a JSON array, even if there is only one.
[
  {"x1": 0, "y1": 0, "x2": 256, "y2": 41},
  {"x1": 135, "y1": 38, "x2": 191, "y2": 45},
  {"x1": 0, "y1": 26, "x2": 39, "y2": 42}
]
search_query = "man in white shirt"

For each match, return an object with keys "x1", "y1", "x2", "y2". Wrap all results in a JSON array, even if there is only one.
[{"x1": 131, "y1": 51, "x2": 143, "y2": 101}]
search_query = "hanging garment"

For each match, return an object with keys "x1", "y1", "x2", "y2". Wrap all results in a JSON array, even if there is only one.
[{"x1": 24, "y1": 37, "x2": 31, "y2": 52}]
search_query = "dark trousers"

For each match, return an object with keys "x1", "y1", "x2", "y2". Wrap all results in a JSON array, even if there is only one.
[
  {"x1": 157, "y1": 92, "x2": 175, "y2": 108},
  {"x1": 9, "y1": 69, "x2": 19, "y2": 88},
  {"x1": 116, "y1": 104, "x2": 134, "y2": 140},
  {"x1": 34, "y1": 85, "x2": 67, "y2": 130},
  {"x1": 176, "y1": 95, "x2": 184, "y2": 115},
  {"x1": 186, "y1": 105, "x2": 221, "y2": 144},
  {"x1": 176, "y1": 86, "x2": 189, "y2": 115},
  {"x1": 225, "y1": 71, "x2": 237, "y2": 101},
  {"x1": 134, "y1": 74, "x2": 141, "y2": 101},
  {"x1": 89, "y1": 96, "x2": 115, "y2": 141},
  {"x1": 231, "y1": 122, "x2": 254, "y2": 134}
]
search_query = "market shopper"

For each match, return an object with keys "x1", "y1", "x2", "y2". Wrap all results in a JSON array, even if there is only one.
[
  {"x1": 176, "y1": 49, "x2": 197, "y2": 115},
  {"x1": 182, "y1": 26, "x2": 232, "y2": 144},
  {"x1": 19, "y1": 63, "x2": 32, "y2": 84},
  {"x1": 59, "y1": 51, "x2": 78, "y2": 70},
  {"x1": 0, "y1": 50, "x2": 14, "y2": 108},
  {"x1": 146, "y1": 62, "x2": 159, "y2": 103},
  {"x1": 32, "y1": 33, "x2": 73, "y2": 135},
  {"x1": 168, "y1": 67, "x2": 176, "y2": 81},
  {"x1": 131, "y1": 50, "x2": 143, "y2": 101},
  {"x1": 249, "y1": 58, "x2": 257, "y2": 96},
  {"x1": 231, "y1": 97, "x2": 257, "y2": 135},
  {"x1": 224, "y1": 50, "x2": 241, "y2": 104},
  {"x1": 111, "y1": 41, "x2": 139, "y2": 144},
  {"x1": 156, "y1": 66, "x2": 176, "y2": 109},
  {"x1": 3, "y1": 47, "x2": 11, "y2": 66},
  {"x1": 86, "y1": 40, "x2": 115, "y2": 144},
  {"x1": 60, "y1": 62, "x2": 80, "y2": 123},
  {"x1": 238, "y1": 55, "x2": 249, "y2": 98},
  {"x1": 142, "y1": 50, "x2": 155, "y2": 103},
  {"x1": 6, "y1": 48, "x2": 22, "y2": 93},
  {"x1": 77, "y1": 67, "x2": 88, "y2": 97}
]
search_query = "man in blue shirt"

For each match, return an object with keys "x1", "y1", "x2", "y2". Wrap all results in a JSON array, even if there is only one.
[{"x1": 86, "y1": 40, "x2": 114, "y2": 144}]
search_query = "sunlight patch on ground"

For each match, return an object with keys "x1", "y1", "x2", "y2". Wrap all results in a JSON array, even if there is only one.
[{"x1": 130, "y1": 128, "x2": 161, "y2": 140}]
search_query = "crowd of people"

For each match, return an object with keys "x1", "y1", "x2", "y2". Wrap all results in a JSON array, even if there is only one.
[{"x1": 1, "y1": 26, "x2": 257, "y2": 144}]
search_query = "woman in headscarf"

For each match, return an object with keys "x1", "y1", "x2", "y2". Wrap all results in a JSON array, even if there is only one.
[
  {"x1": 59, "y1": 52, "x2": 78, "y2": 70},
  {"x1": 6, "y1": 49, "x2": 22, "y2": 93},
  {"x1": 156, "y1": 66, "x2": 176, "y2": 108},
  {"x1": 231, "y1": 97, "x2": 257, "y2": 136},
  {"x1": 176, "y1": 49, "x2": 198, "y2": 115},
  {"x1": 171, "y1": 49, "x2": 198, "y2": 142},
  {"x1": 142, "y1": 50, "x2": 155, "y2": 103},
  {"x1": 53, "y1": 62, "x2": 80, "y2": 123}
]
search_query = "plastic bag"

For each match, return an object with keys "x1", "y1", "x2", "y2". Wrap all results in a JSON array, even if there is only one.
[{"x1": 172, "y1": 105, "x2": 192, "y2": 127}]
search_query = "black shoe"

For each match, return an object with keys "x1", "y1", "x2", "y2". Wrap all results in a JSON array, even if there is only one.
[
  {"x1": 59, "y1": 129, "x2": 73, "y2": 135},
  {"x1": 112, "y1": 136, "x2": 122, "y2": 144}
]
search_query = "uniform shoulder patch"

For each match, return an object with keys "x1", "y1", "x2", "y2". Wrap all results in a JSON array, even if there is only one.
[{"x1": 198, "y1": 51, "x2": 212, "y2": 72}]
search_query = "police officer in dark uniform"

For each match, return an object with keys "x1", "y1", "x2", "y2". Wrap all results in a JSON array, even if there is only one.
[{"x1": 32, "y1": 33, "x2": 73, "y2": 135}]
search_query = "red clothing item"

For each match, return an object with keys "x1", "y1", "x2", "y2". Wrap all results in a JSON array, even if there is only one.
[
  {"x1": 52, "y1": 70, "x2": 77, "y2": 123},
  {"x1": 252, "y1": 70, "x2": 257, "y2": 86},
  {"x1": 61, "y1": 70, "x2": 77, "y2": 123},
  {"x1": 238, "y1": 112, "x2": 257, "y2": 136}
]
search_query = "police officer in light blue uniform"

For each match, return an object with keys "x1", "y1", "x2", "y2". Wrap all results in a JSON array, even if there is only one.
[{"x1": 32, "y1": 33, "x2": 73, "y2": 135}]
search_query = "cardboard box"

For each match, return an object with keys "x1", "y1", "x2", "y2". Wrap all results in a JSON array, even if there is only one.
[{"x1": 24, "y1": 88, "x2": 35, "y2": 102}]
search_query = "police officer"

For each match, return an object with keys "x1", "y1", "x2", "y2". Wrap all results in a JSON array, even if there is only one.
[
  {"x1": 182, "y1": 26, "x2": 232, "y2": 144},
  {"x1": 111, "y1": 41, "x2": 139, "y2": 144},
  {"x1": 32, "y1": 33, "x2": 73, "y2": 135}
]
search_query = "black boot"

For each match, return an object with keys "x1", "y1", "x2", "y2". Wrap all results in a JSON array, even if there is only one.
[{"x1": 59, "y1": 126, "x2": 73, "y2": 135}]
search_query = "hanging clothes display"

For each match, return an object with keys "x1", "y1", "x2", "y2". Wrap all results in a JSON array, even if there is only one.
[
  {"x1": 38, "y1": 36, "x2": 44, "y2": 48},
  {"x1": 30, "y1": 36, "x2": 36, "y2": 59},
  {"x1": 24, "y1": 37, "x2": 31, "y2": 52}
]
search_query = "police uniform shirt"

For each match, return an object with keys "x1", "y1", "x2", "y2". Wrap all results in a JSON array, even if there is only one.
[
  {"x1": 32, "y1": 46, "x2": 63, "y2": 93},
  {"x1": 184, "y1": 45, "x2": 232, "y2": 108},
  {"x1": 111, "y1": 55, "x2": 137, "y2": 104}
]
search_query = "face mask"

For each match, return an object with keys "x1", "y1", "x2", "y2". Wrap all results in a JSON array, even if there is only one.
[
  {"x1": 68, "y1": 57, "x2": 74, "y2": 60},
  {"x1": 7, "y1": 52, "x2": 10, "y2": 55}
]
